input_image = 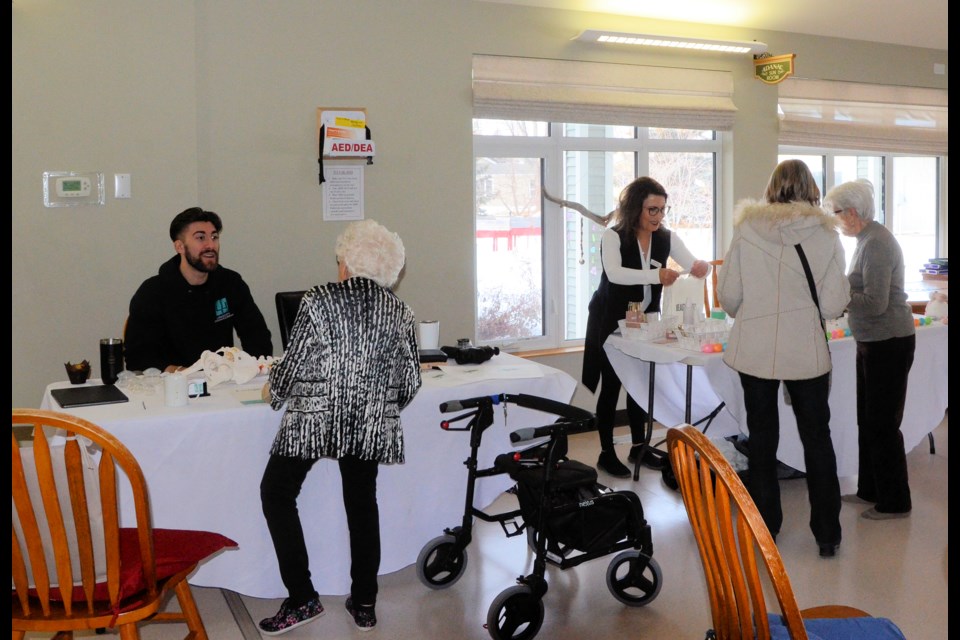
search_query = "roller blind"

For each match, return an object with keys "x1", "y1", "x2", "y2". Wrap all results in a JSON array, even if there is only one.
[
  {"x1": 778, "y1": 78, "x2": 947, "y2": 155},
  {"x1": 473, "y1": 54, "x2": 737, "y2": 131}
]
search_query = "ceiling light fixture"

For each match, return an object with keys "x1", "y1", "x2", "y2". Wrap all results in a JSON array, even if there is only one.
[{"x1": 575, "y1": 29, "x2": 768, "y2": 55}]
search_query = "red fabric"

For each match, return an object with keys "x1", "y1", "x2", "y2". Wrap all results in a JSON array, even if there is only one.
[{"x1": 24, "y1": 528, "x2": 237, "y2": 605}]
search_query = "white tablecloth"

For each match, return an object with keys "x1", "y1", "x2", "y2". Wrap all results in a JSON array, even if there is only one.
[
  {"x1": 604, "y1": 322, "x2": 948, "y2": 477},
  {"x1": 40, "y1": 353, "x2": 576, "y2": 597}
]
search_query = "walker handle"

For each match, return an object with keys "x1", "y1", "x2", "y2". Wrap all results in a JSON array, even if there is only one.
[{"x1": 439, "y1": 394, "x2": 502, "y2": 413}]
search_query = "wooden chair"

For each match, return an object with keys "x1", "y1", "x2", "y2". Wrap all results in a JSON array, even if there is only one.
[
  {"x1": 12, "y1": 409, "x2": 237, "y2": 639},
  {"x1": 703, "y1": 259, "x2": 723, "y2": 318},
  {"x1": 665, "y1": 425, "x2": 906, "y2": 640}
]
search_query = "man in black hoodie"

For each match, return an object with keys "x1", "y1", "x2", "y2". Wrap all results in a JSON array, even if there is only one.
[{"x1": 125, "y1": 207, "x2": 273, "y2": 373}]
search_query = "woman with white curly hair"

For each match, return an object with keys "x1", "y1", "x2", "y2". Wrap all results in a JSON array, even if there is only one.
[{"x1": 258, "y1": 219, "x2": 422, "y2": 634}]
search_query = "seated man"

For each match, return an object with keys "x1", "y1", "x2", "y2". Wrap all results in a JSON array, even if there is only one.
[{"x1": 125, "y1": 207, "x2": 273, "y2": 373}]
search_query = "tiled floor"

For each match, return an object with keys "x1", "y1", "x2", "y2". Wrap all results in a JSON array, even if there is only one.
[{"x1": 27, "y1": 414, "x2": 947, "y2": 639}]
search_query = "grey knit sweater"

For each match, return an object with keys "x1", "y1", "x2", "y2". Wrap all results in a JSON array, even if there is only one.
[{"x1": 846, "y1": 221, "x2": 915, "y2": 342}]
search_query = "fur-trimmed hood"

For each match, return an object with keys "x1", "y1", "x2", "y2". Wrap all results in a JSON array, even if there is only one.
[{"x1": 733, "y1": 199, "x2": 840, "y2": 247}]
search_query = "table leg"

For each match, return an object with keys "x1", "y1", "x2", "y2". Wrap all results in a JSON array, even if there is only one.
[{"x1": 632, "y1": 362, "x2": 657, "y2": 481}]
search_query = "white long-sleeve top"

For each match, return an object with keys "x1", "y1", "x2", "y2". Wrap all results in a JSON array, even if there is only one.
[{"x1": 601, "y1": 227, "x2": 704, "y2": 311}]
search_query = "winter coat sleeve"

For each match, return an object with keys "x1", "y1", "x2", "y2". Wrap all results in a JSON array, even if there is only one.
[
  {"x1": 816, "y1": 233, "x2": 852, "y2": 321},
  {"x1": 267, "y1": 289, "x2": 317, "y2": 408},
  {"x1": 717, "y1": 228, "x2": 744, "y2": 319},
  {"x1": 394, "y1": 309, "x2": 422, "y2": 411}
]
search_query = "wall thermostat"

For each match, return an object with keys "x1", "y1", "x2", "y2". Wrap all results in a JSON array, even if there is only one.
[
  {"x1": 43, "y1": 171, "x2": 105, "y2": 207},
  {"x1": 55, "y1": 176, "x2": 92, "y2": 197}
]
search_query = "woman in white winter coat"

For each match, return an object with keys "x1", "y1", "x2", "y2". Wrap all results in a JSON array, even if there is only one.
[{"x1": 717, "y1": 159, "x2": 850, "y2": 559}]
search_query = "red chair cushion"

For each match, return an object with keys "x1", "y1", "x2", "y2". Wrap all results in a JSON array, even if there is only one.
[{"x1": 25, "y1": 528, "x2": 237, "y2": 605}]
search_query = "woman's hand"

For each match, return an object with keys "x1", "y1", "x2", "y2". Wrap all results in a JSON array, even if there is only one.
[
  {"x1": 690, "y1": 260, "x2": 710, "y2": 279},
  {"x1": 659, "y1": 268, "x2": 680, "y2": 286},
  {"x1": 261, "y1": 382, "x2": 271, "y2": 403}
]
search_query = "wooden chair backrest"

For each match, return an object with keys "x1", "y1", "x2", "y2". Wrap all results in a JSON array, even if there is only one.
[
  {"x1": 666, "y1": 425, "x2": 806, "y2": 639},
  {"x1": 703, "y1": 259, "x2": 723, "y2": 318},
  {"x1": 12, "y1": 409, "x2": 157, "y2": 623}
]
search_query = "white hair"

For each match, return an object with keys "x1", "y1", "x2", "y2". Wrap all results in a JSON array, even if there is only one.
[
  {"x1": 824, "y1": 179, "x2": 875, "y2": 221},
  {"x1": 335, "y1": 219, "x2": 406, "y2": 288}
]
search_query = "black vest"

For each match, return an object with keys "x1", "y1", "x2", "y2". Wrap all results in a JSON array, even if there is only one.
[{"x1": 581, "y1": 228, "x2": 672, "y2": 392}]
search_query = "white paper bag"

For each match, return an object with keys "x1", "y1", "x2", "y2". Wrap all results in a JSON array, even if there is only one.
[{"x1": 661, "y1": 275, "x2": 705, "y2": 322}]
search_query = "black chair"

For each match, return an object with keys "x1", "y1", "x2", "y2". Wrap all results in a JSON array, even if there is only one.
[{"x1": 275, "y1": 290, "x2": 308, "y2": 351}]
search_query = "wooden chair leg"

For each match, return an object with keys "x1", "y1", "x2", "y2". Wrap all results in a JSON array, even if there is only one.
[
  {"x1": 118, "y1": 622, "x2": 141, "y2": 640},
  {"x1": 174, "y1": 577, "x2": 209, "y2": 640}
]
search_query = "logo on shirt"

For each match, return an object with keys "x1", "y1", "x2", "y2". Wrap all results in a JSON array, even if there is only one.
[{"x1": 214, "y1": 298, "x2": 233, "y2": 323}]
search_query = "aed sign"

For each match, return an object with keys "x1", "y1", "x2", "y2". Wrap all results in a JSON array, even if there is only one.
[{"x1": 323, "y1": 139, "x2": 376, "y2": 157}]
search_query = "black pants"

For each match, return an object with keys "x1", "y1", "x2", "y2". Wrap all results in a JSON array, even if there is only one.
[
  {"x1": 596, "y1": 353, "x2": 649, "y2": 451},
  {"x1": 738, "y1": 372, "x2": 841, "y2": 545},
  {"x1": 261, "y1": 453, "x2": 381, "y2": 606},
  {"x1": 855, "y1": 334, "x2": 915, "y2": 513}
]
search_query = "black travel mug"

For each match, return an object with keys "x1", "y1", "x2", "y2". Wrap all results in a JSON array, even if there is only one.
[{"x1": 100, "y1": 338, "x2": 124, "y2": 385}]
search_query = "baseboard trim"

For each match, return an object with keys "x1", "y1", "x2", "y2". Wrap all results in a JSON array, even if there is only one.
[{"x1": 222, "y1": 589, "x2": 262, "y2": 640}]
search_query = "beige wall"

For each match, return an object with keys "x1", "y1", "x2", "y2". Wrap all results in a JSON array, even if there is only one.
[{"x1": 12, "y1": 0, "x2": 947, "y2": 407}]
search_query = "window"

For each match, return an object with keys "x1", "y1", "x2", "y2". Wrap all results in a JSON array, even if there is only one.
[
  {"x1": 475, "y1": 120, "x2": 720, "y2": 350},
  {"x1": 778, "y1": 151, "x2": 942, "y2": 277},
  {"x1": 778, "y1": 78, "x2": 946, "y2": 279}
]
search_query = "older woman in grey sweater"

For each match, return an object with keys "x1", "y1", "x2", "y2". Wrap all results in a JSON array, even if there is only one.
[{"x1": 824, "y1": 179, "x2": 915, "y2": 521}]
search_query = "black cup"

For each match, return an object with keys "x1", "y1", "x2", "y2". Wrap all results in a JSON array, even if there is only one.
[{"x1": 100, "y1": 338, "x2": 124, "y2": 385}]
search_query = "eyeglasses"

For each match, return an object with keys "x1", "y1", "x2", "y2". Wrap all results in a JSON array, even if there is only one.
[{"x1": 645, "y1": 206, "x2": 671, "y2": 217}]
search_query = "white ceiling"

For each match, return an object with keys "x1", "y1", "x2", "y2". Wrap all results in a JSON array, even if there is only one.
[{"x1": 477, "y1": 0, "x2": 948, "y2": 51}]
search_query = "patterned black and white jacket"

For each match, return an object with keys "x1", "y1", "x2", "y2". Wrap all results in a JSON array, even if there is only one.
[{"x1": 266, "y1": 276, "x2": 422, "y2": 463}]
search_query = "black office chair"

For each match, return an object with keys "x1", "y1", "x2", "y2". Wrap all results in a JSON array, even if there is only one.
[{"x1": 275, "y1": 290, "x2": 308, "y2": 351}]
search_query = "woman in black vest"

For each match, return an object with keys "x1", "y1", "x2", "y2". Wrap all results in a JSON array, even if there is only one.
[{"x1": 583, "y1": 177, "x2": 710, "y2": 477}]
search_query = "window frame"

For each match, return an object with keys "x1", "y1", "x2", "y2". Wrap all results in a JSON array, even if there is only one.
[
  {"x1": 779, "y1": 146, "x2": 946, "y2": 275},
  {"x1": 474, "y1": 121, "x2": 723, "y2": 353}
]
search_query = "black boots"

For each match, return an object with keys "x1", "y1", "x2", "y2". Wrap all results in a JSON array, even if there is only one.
[{"x1": 597, "y1": 449, "x2": 631, "y2": 478}]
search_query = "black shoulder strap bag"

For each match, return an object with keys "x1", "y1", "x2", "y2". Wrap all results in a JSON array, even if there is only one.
[
  {"x1": 795, "y1": 244, "x2": 825, "y2": 333},
  {"x1": 794, "y1": 243, "x2": 831, "y2": 397}
]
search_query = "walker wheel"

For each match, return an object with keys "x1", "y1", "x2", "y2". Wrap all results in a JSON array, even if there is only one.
[
  {"x1": 486, "y1": 584, "x2": 545, "y2": 640},
  {"x1": 416, "y1": 534, "x2": 468, "y2": 590},
  {"x1": 605, "y1": 551, "x2": 662, "y2": 606}
]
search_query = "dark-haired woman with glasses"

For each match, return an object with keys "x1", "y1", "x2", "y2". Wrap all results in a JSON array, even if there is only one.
[{"x1": 582, "y1": 176, "x2": 710, "y2": 478}]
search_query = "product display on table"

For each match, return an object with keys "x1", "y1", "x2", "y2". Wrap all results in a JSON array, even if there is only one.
[
  {"x1": 924, "y1": 291, "x2": 948, "y2": 321},
  {"x1": 181, "y1": 346, "x2": 277, "y2": 386}
]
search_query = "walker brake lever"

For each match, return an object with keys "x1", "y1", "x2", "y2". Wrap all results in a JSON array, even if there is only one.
[{"x1": 440, "y1": 410, "x2": 477, "y2": 431}]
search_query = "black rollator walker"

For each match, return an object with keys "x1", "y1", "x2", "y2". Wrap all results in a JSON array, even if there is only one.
[{"x1": 416, "y1": 393, "x2": 662, "y2": 640}]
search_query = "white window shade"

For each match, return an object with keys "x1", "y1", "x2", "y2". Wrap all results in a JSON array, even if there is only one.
[
  {"x1": 778, "y1": 78, "x2": 947, "y2": 155},
  {"x1": 473, "y1": 54, "x2": 737, "y2": 130}
]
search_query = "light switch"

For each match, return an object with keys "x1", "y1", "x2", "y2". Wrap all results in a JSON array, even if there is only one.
[{"x1": 114, "y1": 173, "x2": 131, "y2": 199}]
